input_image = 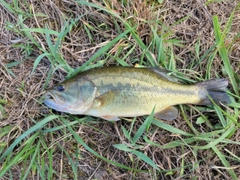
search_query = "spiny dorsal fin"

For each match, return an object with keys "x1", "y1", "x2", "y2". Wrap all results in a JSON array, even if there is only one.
[{"x1": 149, "y1": 68, "x2": 178, "y2": 83}]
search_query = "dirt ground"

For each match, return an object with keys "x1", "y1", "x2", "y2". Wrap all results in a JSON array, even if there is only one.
[{"x1": 0, "y1": 0, "x2": 240, "y2": 179}]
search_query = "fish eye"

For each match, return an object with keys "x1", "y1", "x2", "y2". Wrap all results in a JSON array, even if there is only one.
[{"x1": 57, "y1": 85, "x2": 65, "y2": 92}]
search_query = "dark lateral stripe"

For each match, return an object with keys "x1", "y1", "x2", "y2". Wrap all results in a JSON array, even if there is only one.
[
  {"x1": 98, "y1": 81, "x2": 195, "y2": 95},
  {"x1": 160, "y1": 87, "x2": 195, "y2": 95}
]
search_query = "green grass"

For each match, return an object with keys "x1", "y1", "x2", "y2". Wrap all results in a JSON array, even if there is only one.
[
  {"x1": 0, "y1": 0, "x2": 239, "y2": 179},
  {"x1": 113, "y1": 109, "x2": 159, "y2": 170}
]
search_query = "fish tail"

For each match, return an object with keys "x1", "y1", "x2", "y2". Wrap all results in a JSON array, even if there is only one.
[{"x1": 196, "y1": 79, "x2": 231, "y2": 105}]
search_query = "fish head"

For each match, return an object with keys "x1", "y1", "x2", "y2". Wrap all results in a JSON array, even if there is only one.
[{"x1": 43, "y1": 78, "x2": 97, "y2": 114}]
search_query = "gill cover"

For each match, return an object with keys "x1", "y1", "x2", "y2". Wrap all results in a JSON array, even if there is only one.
[
  {"x1": 44, "y1": 79, "x2": 97, "y2": 114},
  {"x1": 76, "y1": 79, "x2": 97, "y2": 113}
]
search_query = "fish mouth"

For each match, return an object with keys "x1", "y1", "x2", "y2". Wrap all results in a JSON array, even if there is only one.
[
  {"x1": 43, "y1": 91, "x2": 65, "y2": 111},
  {"x1": 43, "y1": 91, "x2": 57, "y2": 103}
]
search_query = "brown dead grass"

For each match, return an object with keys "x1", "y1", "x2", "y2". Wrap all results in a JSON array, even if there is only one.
[{"x1": 0, "y1": 0, "x2": 239, "y2": 179}]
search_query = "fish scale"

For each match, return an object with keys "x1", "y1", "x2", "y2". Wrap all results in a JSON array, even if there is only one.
[
  {"x1": 43, "y1": 66, "x2": 230, "y2": 121},
  {"x1": 83, "y1": 69, "x2": 200, "y2": 118}
]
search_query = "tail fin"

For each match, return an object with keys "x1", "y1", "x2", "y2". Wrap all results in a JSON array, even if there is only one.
[{"x1": 196, "y1": 79, "x2": 231, "y2": 105}]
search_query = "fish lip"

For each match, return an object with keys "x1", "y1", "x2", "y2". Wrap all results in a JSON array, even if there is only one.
[
  {"x1": 43, "y1": 90, "x2": 69, "y2": 112},
  {"x1": 43, "y1": 91, "x2": 61, "y2": 104}
]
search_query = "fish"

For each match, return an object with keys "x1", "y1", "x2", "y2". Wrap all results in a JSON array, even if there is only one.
[{"x1": 43, "y1": 66, "x2": 230, "y2": 121}]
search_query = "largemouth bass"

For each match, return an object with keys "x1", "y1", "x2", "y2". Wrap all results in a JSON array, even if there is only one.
[{"x1": 43, "y1": 67, "x2": 230, "y2": 120}]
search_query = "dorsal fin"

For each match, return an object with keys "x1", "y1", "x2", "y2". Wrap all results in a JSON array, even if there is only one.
[{"x1": 148, "y1": 68, "x2": 178, "y2": 82}]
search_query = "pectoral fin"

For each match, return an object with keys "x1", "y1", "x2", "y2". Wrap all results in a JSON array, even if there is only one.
[
  {"x1": 154, "y1": 106, "x2": 178, "y2": 120},
  {"x1": 95, "y1": 90, "x2": 121, "y2": 121},
  {"x1": 95, "y1": 90, "x2": 120, "y2": 107}
]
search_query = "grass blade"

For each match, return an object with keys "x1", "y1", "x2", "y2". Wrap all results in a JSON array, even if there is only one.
[
  {"x1": 61, "y1": 117, "x2": 143, "y2": 171},
  {"x1": 193, "y1": 124, "x2": 236, "y2": 150},
  {"x1": 132, "y1": 108, "x2": 155, "y2": 144},
  {"x1": 213, "y1": 15, "x2": 238, "y2": 95},
  {"x1": 113, "y1": 144, "x2": 132, "y2": 152},
  {"x1": 132, "y1": 150, "x2": 160, "y2": 170},
  {"x1": 212, "y1": 146, "x2": 237, "y2": 180},
  {"x1": 31, "y1": 53, "x2": 51, "y2": 74},
  {"x1": 152, "y1": 119, "x2": 193, "y2": 137},
  {"x1": 21, "y1": 141, "x2": 40, "y2": 180},
  {"x1": 0, "y1": 0, "x2": 15, "y2": 14},
  {"x1": 20, "y1": 28, "x2": 59, "y2": 35},
  {"x1": 75, "y1": 1, "x2": 157, "y2": 67},
  {"x1": 0, "y1": 133, "x2": 39, "y2": 178},
  {"x1": 0, "y1": 115, "x2": 59, "y2": 161},
  {"x1": 66, "y1": 27, "x2": 134, "y2": 78}
]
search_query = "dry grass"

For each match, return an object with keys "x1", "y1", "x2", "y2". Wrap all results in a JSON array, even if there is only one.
[{"x1": 0, "y1": 0, "x2": 240, "y2": 179}]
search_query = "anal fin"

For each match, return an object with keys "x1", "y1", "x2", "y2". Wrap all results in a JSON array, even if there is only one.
[{"x1": 155, "y1": 106, "x2": 178, "y2": 120}]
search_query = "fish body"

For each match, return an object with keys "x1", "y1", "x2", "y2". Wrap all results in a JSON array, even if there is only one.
[{"x1": 43, "y1": 67, "x2": 230, "y2": 120}]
